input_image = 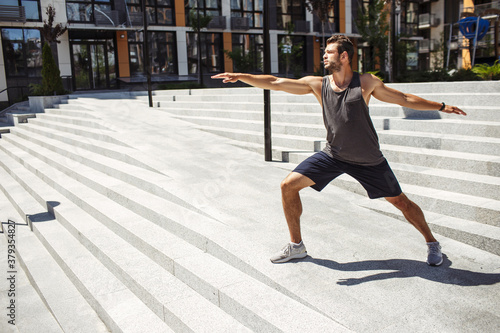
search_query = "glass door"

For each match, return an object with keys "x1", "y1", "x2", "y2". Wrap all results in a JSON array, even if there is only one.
[{"x1": 71, "y1": 40, "x2": 116, "y2": 90}]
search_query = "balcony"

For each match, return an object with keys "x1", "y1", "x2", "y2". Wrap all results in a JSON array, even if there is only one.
[
  {"x1": 419, "y1": 39, "x2": 440, "y2": 53},
  {"x1": 207, "y1": 16, "x2": 226, "y2": 29},
  {"x1": 419, "y1": 13, "x2": 440, "y2": 29},
  {"x1": 94, "y1": 9, "x2": 120, "y2": 26},
  {"x1": 0, "y1": 5, "x2": 26, "y2": 23},
  {"x1": 294, "y1": 20, "x2": 310, "y2": 33},
  {"x1": 231, "y1": 17, "x2": 250, "y2": 30}
]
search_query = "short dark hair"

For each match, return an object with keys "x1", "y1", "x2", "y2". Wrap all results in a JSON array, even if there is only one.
[{"x1": 326, "y1": 35, "x2": 354, "y2": 64}]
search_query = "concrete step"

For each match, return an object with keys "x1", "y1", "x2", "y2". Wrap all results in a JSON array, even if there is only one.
[
  {"x1": 385, "y1": 118, "x2": 500, "y2": 138},
  {"x1": 43, "y1": 107, "x2": 100, "y2": 119},
  {"x1": 0, "y1": 213, "x2": 65, "y2": 333},
  {"x1": 34, "y1": 112, "x2": 111, "y2": 130},
  {"x1": 0, "y1": 125, "x2": 350, "y2": 332},
  {"x1": 352, "y1": 195, "x2": 500, "y2": 256},
  {"x1": 196, "y1": 124, "x2": 324, "y2": 151},
  {"x1": 335, "y1": 174, "x2": 500, "y2": 227},
  {"x1": 0, "y1": 165, "x2": 171, "y2": 333},
  {"x1": 378, "y1": 130, "x2": 500, "y2": 156},
  {"x1": 16, "y1": 122, "x2": 160, "y2": 174},
  {"x1": 1, "y1": 127, "x2": 208, "y2": 219},
  {"x1": 26, "y1": 117, "x2": 130, "y2": 147},
  {"x1": 384, "y1": 80, "x2": 500, "y2": 93},
  {"x1": 380, "y1": 143, "x2": 500, "y2": 177},
  {"x1": 368, "y1": 104, "x2": 500, "y2": 121},
  {"x1": 165, "y1": 106, "x2": 500, "y2": 139}
]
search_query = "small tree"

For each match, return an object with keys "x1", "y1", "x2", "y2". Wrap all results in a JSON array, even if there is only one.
[
  {"x1": 30, "y1": 42, "x2": 65, "y2": 95},
  {"x1": 30, "y1": 5, "x2": 66, "y2": 95},
  {"x1": 188, "y1": 8, "x2": 212, "y2": 86},
  {"x1": 305, "y1": 0, "x2": 336, "y2": 74},
  {"x1": 39, "y1": 5, "x2": 67, "y2": 44},
  {"x1": 355, "y1": 0, "x2": 390, "y2": 75}
]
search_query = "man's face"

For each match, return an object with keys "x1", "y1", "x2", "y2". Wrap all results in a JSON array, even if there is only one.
[{"x1": 323, "y1": 44, "x2": 342, "y2": 73}]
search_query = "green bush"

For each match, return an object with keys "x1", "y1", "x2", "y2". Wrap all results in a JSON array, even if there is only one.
[
  {"x1": 449, "y1": 68, "x2": 482, "y2": 81},
  {"x1": 472, "y1": 60, "x2": 500, "y2": 80},
  {"x1": 30, "y1": 42, "x2": 66, "y2": 95}
]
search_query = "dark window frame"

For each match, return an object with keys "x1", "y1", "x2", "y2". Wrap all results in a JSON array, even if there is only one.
[
  {"x1": 276, "y1": 0, "x2": 306, "y2": 30},
  {"x1": 1, "y1": 28, "x2": 43, "y2": 78},
  {"x1": 66, "y1": 0, "x2": 112, "y2": 24},
  {"x1": 230, "y1": 0, "x2": 263, "y2": 29}
]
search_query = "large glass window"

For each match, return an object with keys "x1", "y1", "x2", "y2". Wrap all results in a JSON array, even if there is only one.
[
  {"x1": 4, "y1": 0, "x2": 41, "y2": 21},
  {"x1": 66, "y1": 0, "x2": 112, "y2": 23},
  {"x1": 185, "y1": 0, "x2": 221, "y2": 26},
  {"x1": 231, "y1": 0, "x2": 263, "y2": 28},
  {"x1": 276, "y1": 0, "x2": 306, "y2": 30},
  {"x1": 146, "y1": 0, "x2": 175, "y2": 25},
  {"x1": 400, "y1": 1, "x2": 419, "y2": 37},
  {"x1": 187, "y1": 32, "x2": 223, "y2": 74},
  {"x1": 128, "y1": 31, "x2": 177, "y2": 76},
  {"x1": 1, "y1": 28, "x2": 42, "y2": 77},
  {"x1": 278, "y1": 34, "x2": 305, "y2": 77},
  {"x1": 231, "y1": 34, "x2": 263, "y2": 72},
  {"x1": 150, "y1": 31, "x2": 177, "y2": 74}
]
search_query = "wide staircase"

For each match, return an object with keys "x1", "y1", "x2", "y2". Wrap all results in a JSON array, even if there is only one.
[
  {"x1": 0, "y1": 82, "x2": 499, "y2": 332},
  {"x1": 153, "y1": 81, "x2": 500, "y2": 257}
]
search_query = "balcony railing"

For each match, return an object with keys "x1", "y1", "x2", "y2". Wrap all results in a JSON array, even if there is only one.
[
  {"x1": 0, "y1": 5, "x2": 26, "y2": 23},
  {"x1": 419, "y1": 39, "x2": 440, "y2": 53},
  {"x1": 231, "y1": 17, "x2": 250, "y2": 30},
  {"x1": 419, "y1": 13, "x2": 440, "y2": 29},
  {"x1": 207, "y1": 16, "x2": 226, "y2": 29}
]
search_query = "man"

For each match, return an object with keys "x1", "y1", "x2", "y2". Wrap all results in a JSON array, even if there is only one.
[{"x1": 212, "y1": 35, "x2": 466, "y2": 266}]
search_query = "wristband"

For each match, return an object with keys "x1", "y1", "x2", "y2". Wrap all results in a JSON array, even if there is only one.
[{"x1": 439, "y1": 102, "x2": 445, "y2": 111}]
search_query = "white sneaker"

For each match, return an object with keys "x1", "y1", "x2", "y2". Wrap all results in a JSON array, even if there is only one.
[{"x1": 270, "y1": 241, "x2": 307, "y2": 263}]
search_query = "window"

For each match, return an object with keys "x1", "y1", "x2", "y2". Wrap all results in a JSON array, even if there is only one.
[
  {"x1": 3, "y1": 0, "x2": 41, "y2": 21},
  {"x1": 186, "y1": 32, "x2": 223, "y2": 74},
  {"x1": 400, "y1": 1, "x2": 419, "y2": 37},
  {"x1": 146, "y1": 0, "x2": 175, "y2": 25},
  {"x1": 1, "y1": 28, "x2": 42, "y2": 77},
  {"x1": 278, "y1": 34, "x2": 305, "y2": 76},
  {"x1": 276, "y1": 0, "x2": 306, "y2": 30},
  {"x1": 150, "y1": 31, "x2": 177, "y2": 74},
  {"x1": 128, "y1": 32, "x2": 145, "y2": 76},
  {"x1": 231, "y1": 0, "x2": 263, "y2": 28},
  {"x1": 128, "y1": 31, "x2": 177, "y2": 76},
  {"x1": 185, "y1": 0, "x2": 221, "y2": 26},
  {"x1": 66, "y1": 0, "x2": 112, "y2": 23},
  {"x1": 231, "y1": 34, "x2": 263, "y2": 72}
]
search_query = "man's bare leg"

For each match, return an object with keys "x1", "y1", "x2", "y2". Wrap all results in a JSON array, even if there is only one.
[
  {"x1": 280, "y1": 172, "x2": 315, "y2": 243},
  {"x1": 385, "y1": 193, "x2": 437, "y2": 243}
]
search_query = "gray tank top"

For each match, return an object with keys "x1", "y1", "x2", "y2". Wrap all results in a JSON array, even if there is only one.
[{"x1": 321, "y1": 72, "x2": 385, "y2": 166}]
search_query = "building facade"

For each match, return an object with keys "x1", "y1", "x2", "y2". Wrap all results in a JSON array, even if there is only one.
[{"x1": 0, "y1": 1, "x2": 498, "y2": 105}]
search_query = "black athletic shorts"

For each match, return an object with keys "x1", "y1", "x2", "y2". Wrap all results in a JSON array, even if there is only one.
[{"x1": 293, "y1": 151, "x2": 402, "y2": 199}]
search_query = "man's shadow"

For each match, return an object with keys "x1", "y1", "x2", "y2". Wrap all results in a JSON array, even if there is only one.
[{"x1": 301, "y1": 254, "x2": 500, "y2": 286}]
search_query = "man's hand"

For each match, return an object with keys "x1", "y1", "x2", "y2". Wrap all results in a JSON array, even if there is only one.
[
  {"x1": 211, "y1": 72, "x2": 240, "y2": 83},
  {"x1": 441, "y1": 104, "x2": 467, "y2": 116}
]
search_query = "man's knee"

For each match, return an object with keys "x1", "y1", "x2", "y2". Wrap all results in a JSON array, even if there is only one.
[
  {"x1": 386, "y1": 193, "x2": 411, "y2": 211},
  {"x1": 281, "y1": 172, "x2": 314, "y2": 193}
]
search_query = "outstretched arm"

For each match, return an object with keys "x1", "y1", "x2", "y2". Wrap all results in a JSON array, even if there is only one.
[
  {"x1": 211, "y1": 73, "x2": 322, "y2": 97},
  {"x1": 362, "y1": 74, "x2": 466, "y2": 116}
]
